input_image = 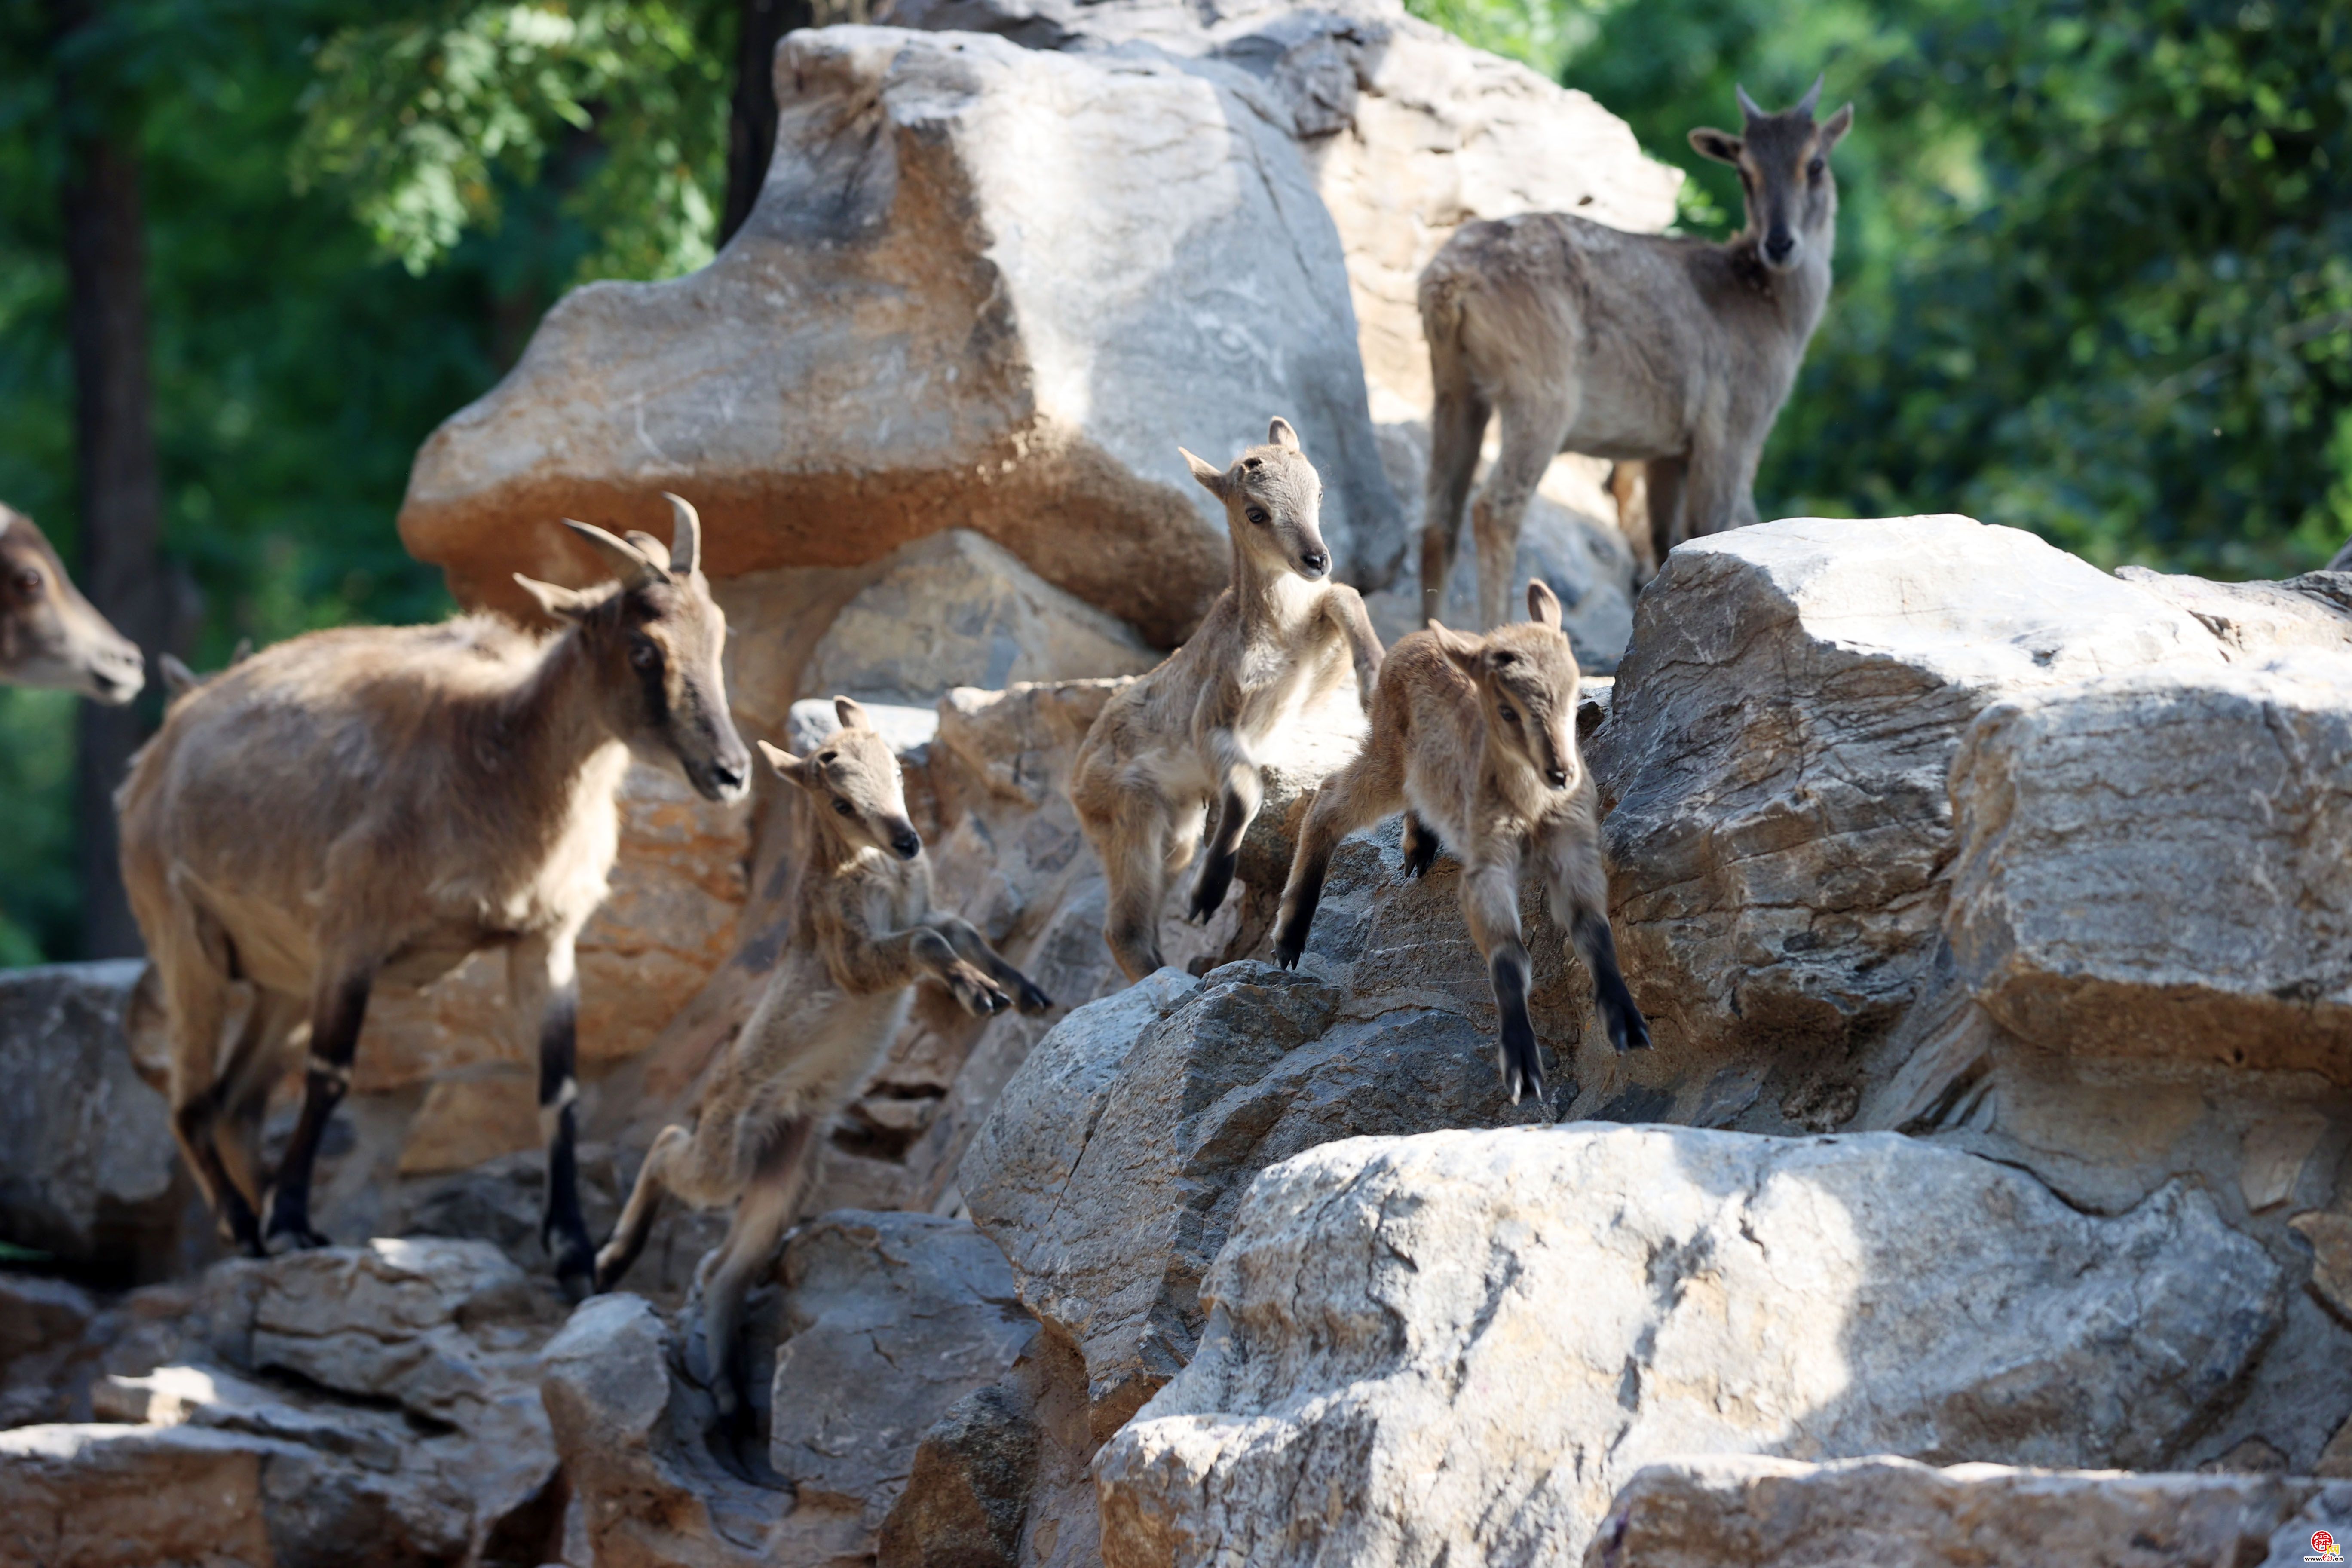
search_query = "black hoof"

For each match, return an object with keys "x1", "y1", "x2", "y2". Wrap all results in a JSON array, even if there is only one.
[
  {"x1": 1016, "y1": 980, "x2": 1054, "y2": 1015},
  {"x1": 262, "y1": 1222, "x2": 332, "y2": 1254},
  {"x1": 1187, "y1": 856, "x2": 1237, "y2": 924}
]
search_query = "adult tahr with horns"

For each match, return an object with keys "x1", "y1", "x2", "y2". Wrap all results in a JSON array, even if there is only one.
[
  {"x1": 1418, "y1": 77, "x2": 1854, "y2": 618},
  {"x1": 117, "y1": 495, "x2": 750, "y2": 1299}
]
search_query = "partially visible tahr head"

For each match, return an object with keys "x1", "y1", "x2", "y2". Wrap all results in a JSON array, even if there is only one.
[
  {"x1": 1428, "y1": 581, "x2": 1584, "y2": 792},
  {"x1": 1689, "y1": 74, "x2": 1854, "y2": 273},
  {"x1": 1179, "y1": 416, "x2": 1332, "y2": 583},
  {"x1": 513, "y1": 492, "x2": 751, "y2": 804},
  {"x1": 757, "y1": 697, "x2": 922, "y2": 861},
  {"x1": 0, "y1": 503, "x2": 144, "y2": 704}
]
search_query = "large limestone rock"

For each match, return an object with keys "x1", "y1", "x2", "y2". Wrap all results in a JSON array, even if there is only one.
[
  {"x1": 1948, "y1": 653, "x2": 2352, "y2": 1083},
  {"x1": 0, "y1": 960, "x2": 181, "y2": 1274},
  {"x1": 1584, "y1": 1455, "x2": 2352, "y2": 1568},
  {"x1": 1591, "y1": 516, "x2": 2233, "y2": 1061},
  {"x1": 1094, "y1": 1126, "x2": 2283, "y2": 1566},
  {"x1": 398, "y1": 25, "x2": 1402, "y2": 646}
]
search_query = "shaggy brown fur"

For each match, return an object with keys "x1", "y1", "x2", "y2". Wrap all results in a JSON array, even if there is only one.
[
  {"x1": 0, "y1": 502, "x2": 142, "y2": 702},
  {"x1": 117, "y1": 498, "x2": 749, "y2": 1298},
  {"x1": 1420, "y1": 81, "x2": 1853, "y2": 616},
  {"x1": 596, "y1": 698, "x2": 1050, "y2": 1411},
  {"x1": 1274, "y1": 581, "x2": 1648, "y2": 1102},
  {"x1": 1070, "y1": 417, "x2": 1384, "y2": 980}
]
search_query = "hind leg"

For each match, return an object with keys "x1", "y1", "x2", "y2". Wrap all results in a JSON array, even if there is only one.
[
  {"x1": 1274, "y1": 748, "x2": 1404, "y2": 969},
  {"x1": 1458, "y1": 847, "x2": 1544, "y2": 1105},
  {"x1": 1423, "y1": 379, "x2": 1491, "y2": 620},
  {"x1": 162, "y1": 957, "x2": 263, "y2": 1254},
  {"x1": 595, "y1": 1123, "x2": 692, "y2": 1293},
  {"x1": 1401, "y1": 812, "x2": 1442, "y2": 879},
  {"x1": 1539, "y1": 815, "x2": 1649, "y2": 1054},
  {"x1": 689, "y1": 1118, "x2": 817, "y2": 1418},
  {"x1": 213, "y1": 989, "x2": 304, "y2": 1219},
  {"x1": 1095, "y1": 790, "x2": 1175, "y2": 983},
  {"x1": 1472, "y1": 394, "x2": 1577, "y2": 631}
]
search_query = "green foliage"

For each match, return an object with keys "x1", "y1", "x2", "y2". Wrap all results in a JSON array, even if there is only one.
[
  {"x1": 1414, "y1": 0, "x2": 2352, "y2": 576},
  {"x1": 293, "y1": 2, "x2": 731, "y2": 281}
]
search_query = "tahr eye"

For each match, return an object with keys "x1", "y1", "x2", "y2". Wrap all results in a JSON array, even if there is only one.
[
  {"x1": 1498, "y1": 704, "x2": 1519, "y2": 723},
  {"x1": 832, "y1": 798, "x2": 855, "y2": 818},
  {"x1": 12, "y1": 568, "x2": 39, "y2": 594},
  {"x1": 1807, "y1": 156, "x2": 1825, "y2": 178},
  {"x1": 628, "y1": 641, "x2": 659, "y2": 671},
  {"x1": 1246, "y1": 507, "x2": 1270, "y2": 526}
]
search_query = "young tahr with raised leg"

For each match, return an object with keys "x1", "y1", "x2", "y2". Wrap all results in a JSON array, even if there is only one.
[
  {"x1": 595, "y1": 699, "x2": 1052, "y2": 1411},
  {"x1": 1272, "y1": 581, "x2": 1648, "y2": 1101},
  {"x1": 118, "y1": 496, "x2": 749, "y2": 1299},
  {"x1": 1071, "y1": 416, "x2": 1384, "y2": 980}
]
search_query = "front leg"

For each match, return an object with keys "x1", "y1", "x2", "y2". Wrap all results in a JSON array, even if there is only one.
[
  {"x1": 264, "y1": 965, "x2": 377, "y2": 1252},
  {"x1": 1401, "y1": 812, "x2": 1442, "y2": 879},
  {"x1": 1459, "y1": 852, "x2": 1545, "y2": 1106},
  {"x1": 840, "y1": 924, "x2": 1012, "y2": 1017},
  {"x1": 513, "y1": 931, "x2": 595, "y2": 1301},
  {"x1": 1540, "y1": 820, "x2": 1649, "y2": 1054},
  {"x1": 1326, "y1": 586, "x2": 1386, "y2": 713},
  {"x1": 1274, "y1": 746, "x2": 1403, "y2": 969},
  {"x1": 922, "y1": 913, "x2": 1054, "y2": 1014},
  {"x1": 1187, "y1": 732, "x2": 1261, "y2": 924}
]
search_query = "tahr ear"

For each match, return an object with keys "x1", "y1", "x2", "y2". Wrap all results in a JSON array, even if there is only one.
[
  {"x1": 834, "y1": 695, "x2": 873, "y2": 732},
  {"x1": 1426, "y1": 620, "x2": 1485, "y2": 677},
  {"x1": 1817, "y1": 102, "x2": 1854, "y2": 152},
  {"x1": 757, "y1": 738, "x2": 812, "y2": 786},
  {"x1": 1267, "y1": 416, "x2": 1301, "y2": 452},
  {"x1": 159, "y1": 653, "x2": 200, "y2": 698},
  {"x1": 1179, "y1": 447, "x2": 1231, "y2": 500},
  {"x1": 1689, "y1": 127, "x2": 1743, "y2": 165},
  {"x1": 514, "y1": 573, "x2": 597, "y2": 622},
  {"x1": 1527, "y1": 579, "x2": 1563, "y2": 630}
]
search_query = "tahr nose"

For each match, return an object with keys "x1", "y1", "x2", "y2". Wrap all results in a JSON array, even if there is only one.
[
  {"x1": 1299, "y1": 550, "x2": 1330, "y2": 578},
  {"x1": 1546, "y1": 766, "x2": 1569, "y2": 788},
  {"x1": 1764, "y1": 231, "x2": 1795, "y2": 263},
  {"x1": 710, "y1": 759, "x2": 745, "y2": 792},
  {"x1": 893, "y1": 830, "x2": 922, "y2": 861}
]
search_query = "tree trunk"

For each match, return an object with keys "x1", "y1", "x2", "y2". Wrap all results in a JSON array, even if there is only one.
[
  {"x1": 721, "y1": 0, "x2": 812, "y2": 244},
  {"x1": 57, "y1": 2, "x2": 168, "y2": 960}
]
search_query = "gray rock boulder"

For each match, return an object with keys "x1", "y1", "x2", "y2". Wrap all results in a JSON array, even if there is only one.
[
  {"x1": 876, "y1": 1384, "x2": 1040, "y2": 1568},
  {"x1": 1591, "y1": 515, "x2": 2232, "y2": 1060},
  {"x1": 960, "y1": 958, "x2": 1535, "y2": 1438},
  {"x1": 1095, "y1": 1125, "x2": 2283, "y2": 1566},
  {"x1": 1948, "y1": 653, "x2": 2352, "y2": 1081},
  {"x1": 398, "y1": 25, "x2": 1400, "y2": 647},
  {"x1": 1583, "y1": 1455, "x2": 2352, "y2": 1568},
  {"x1": 769, "y1": 1211, "x2": 1040, "y2": 1526},
  {"x1": 802, "y1": 530, "x2": 1160, "y2": 707},
  {"x1": 0, "y1": 960, "x2": 181, "y2": 1275}
]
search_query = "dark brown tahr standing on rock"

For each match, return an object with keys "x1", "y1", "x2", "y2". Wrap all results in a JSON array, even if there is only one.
[
  {"x1": 0, "y1": 502, "x2": 144, "y2": 703},
  {"x1": 597, "y1": 698, "x2": 1052, "y2": 1414},
  {"x1": 1274, "y1": 581, "x2": 1648, "y2": 1104},
  {"x1": 1070, "y1": 416, "x2": 1384, "y2": 981},
  {"x1": 1419, "y1": 77, "x2": 1853, "y2": 614},
  {"x1": 116, "y1": 496, "x2": 750, "y2": 1299}
]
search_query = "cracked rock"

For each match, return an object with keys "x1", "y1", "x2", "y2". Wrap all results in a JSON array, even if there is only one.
[{"x1": 1095, "y1": 1125, "x2": 2284, "y2": 1566}]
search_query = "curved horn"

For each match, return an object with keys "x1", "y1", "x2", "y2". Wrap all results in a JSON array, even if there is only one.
[
  {"x1": 661, "y1": 492, "x2": 701, "y2": 576},
  {"x1": 1735, "y1": 82, "x2": 1764, "y2": 120},
  {"x1": 562, "y1": 519, "x2": 667, "y2": 591},
  {"x1": 1796, "y1": 73, "x2": 1825, "y2": 116}
]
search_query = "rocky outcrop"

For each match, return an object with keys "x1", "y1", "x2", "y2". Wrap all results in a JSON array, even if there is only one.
[
  {"x1": 1947, "y1": 654, "x2": 2352, "y2": 1081},
  {"x1": 3, "y1": 1240, "x2": 564, "y2": 1567},
  {"x1": 398, "y1": 25, "x2": 1402, "y2": 646},
  {"x1": 1590, "y1": 515, "x2": 2234, "y2": 1063},
  {"x1": 0, "y1": 960, "x2": 181, "y2": 1277},
  {"x1": 1584, "y1": 1455, "x2": 2352, "y2": 1568},
  {"x1": 1095, "y1": 1125, "x2": 2282, "y2": 1566}
]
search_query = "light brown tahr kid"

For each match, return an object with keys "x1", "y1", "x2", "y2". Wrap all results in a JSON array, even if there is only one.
[
  {"x1": 117, "y1": 497, "x2": 749, "y2": 1298},
  {"x1": 1420, "y1": 79, "x2": 1853, "y2": 610},
  {"x1": 1071, "y1": 417, "x2": 1384, "y2": 981},
  {"x1": 595, "y1": 699, "x2": 1051, "y2": 1409},
  {"x1": 1273, "y1": 581, "x2": 1649, "y2": 1101}
]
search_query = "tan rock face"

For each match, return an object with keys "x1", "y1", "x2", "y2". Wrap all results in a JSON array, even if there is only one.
[
  {"x1": 1583, "y1": 1455, "x2": 2352, "y2": 1568},
  {"x1": 397, "y1": 26, "x2": 1402, "y2": 647},
  {"x1": 1946, "y1": 655, "x2": 2352, "y2": 1082},
  {"x1": 1095, "y1": 1126, "x2": 2283, "y2": 1567}
]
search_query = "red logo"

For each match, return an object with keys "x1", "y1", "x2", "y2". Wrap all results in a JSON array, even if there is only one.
[{"x1": 2309, "y1": 1528, "x2": 2343, "y2": 1562}]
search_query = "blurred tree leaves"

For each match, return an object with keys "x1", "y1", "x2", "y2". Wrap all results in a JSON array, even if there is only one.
[{"x1": 291, "y1": 2, "x2": 730, "y2": 280}]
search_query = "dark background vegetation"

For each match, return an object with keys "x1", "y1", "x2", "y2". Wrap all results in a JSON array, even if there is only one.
[{"x1": 1, "y1": 0, "x2": 2346, "y2": 962}]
